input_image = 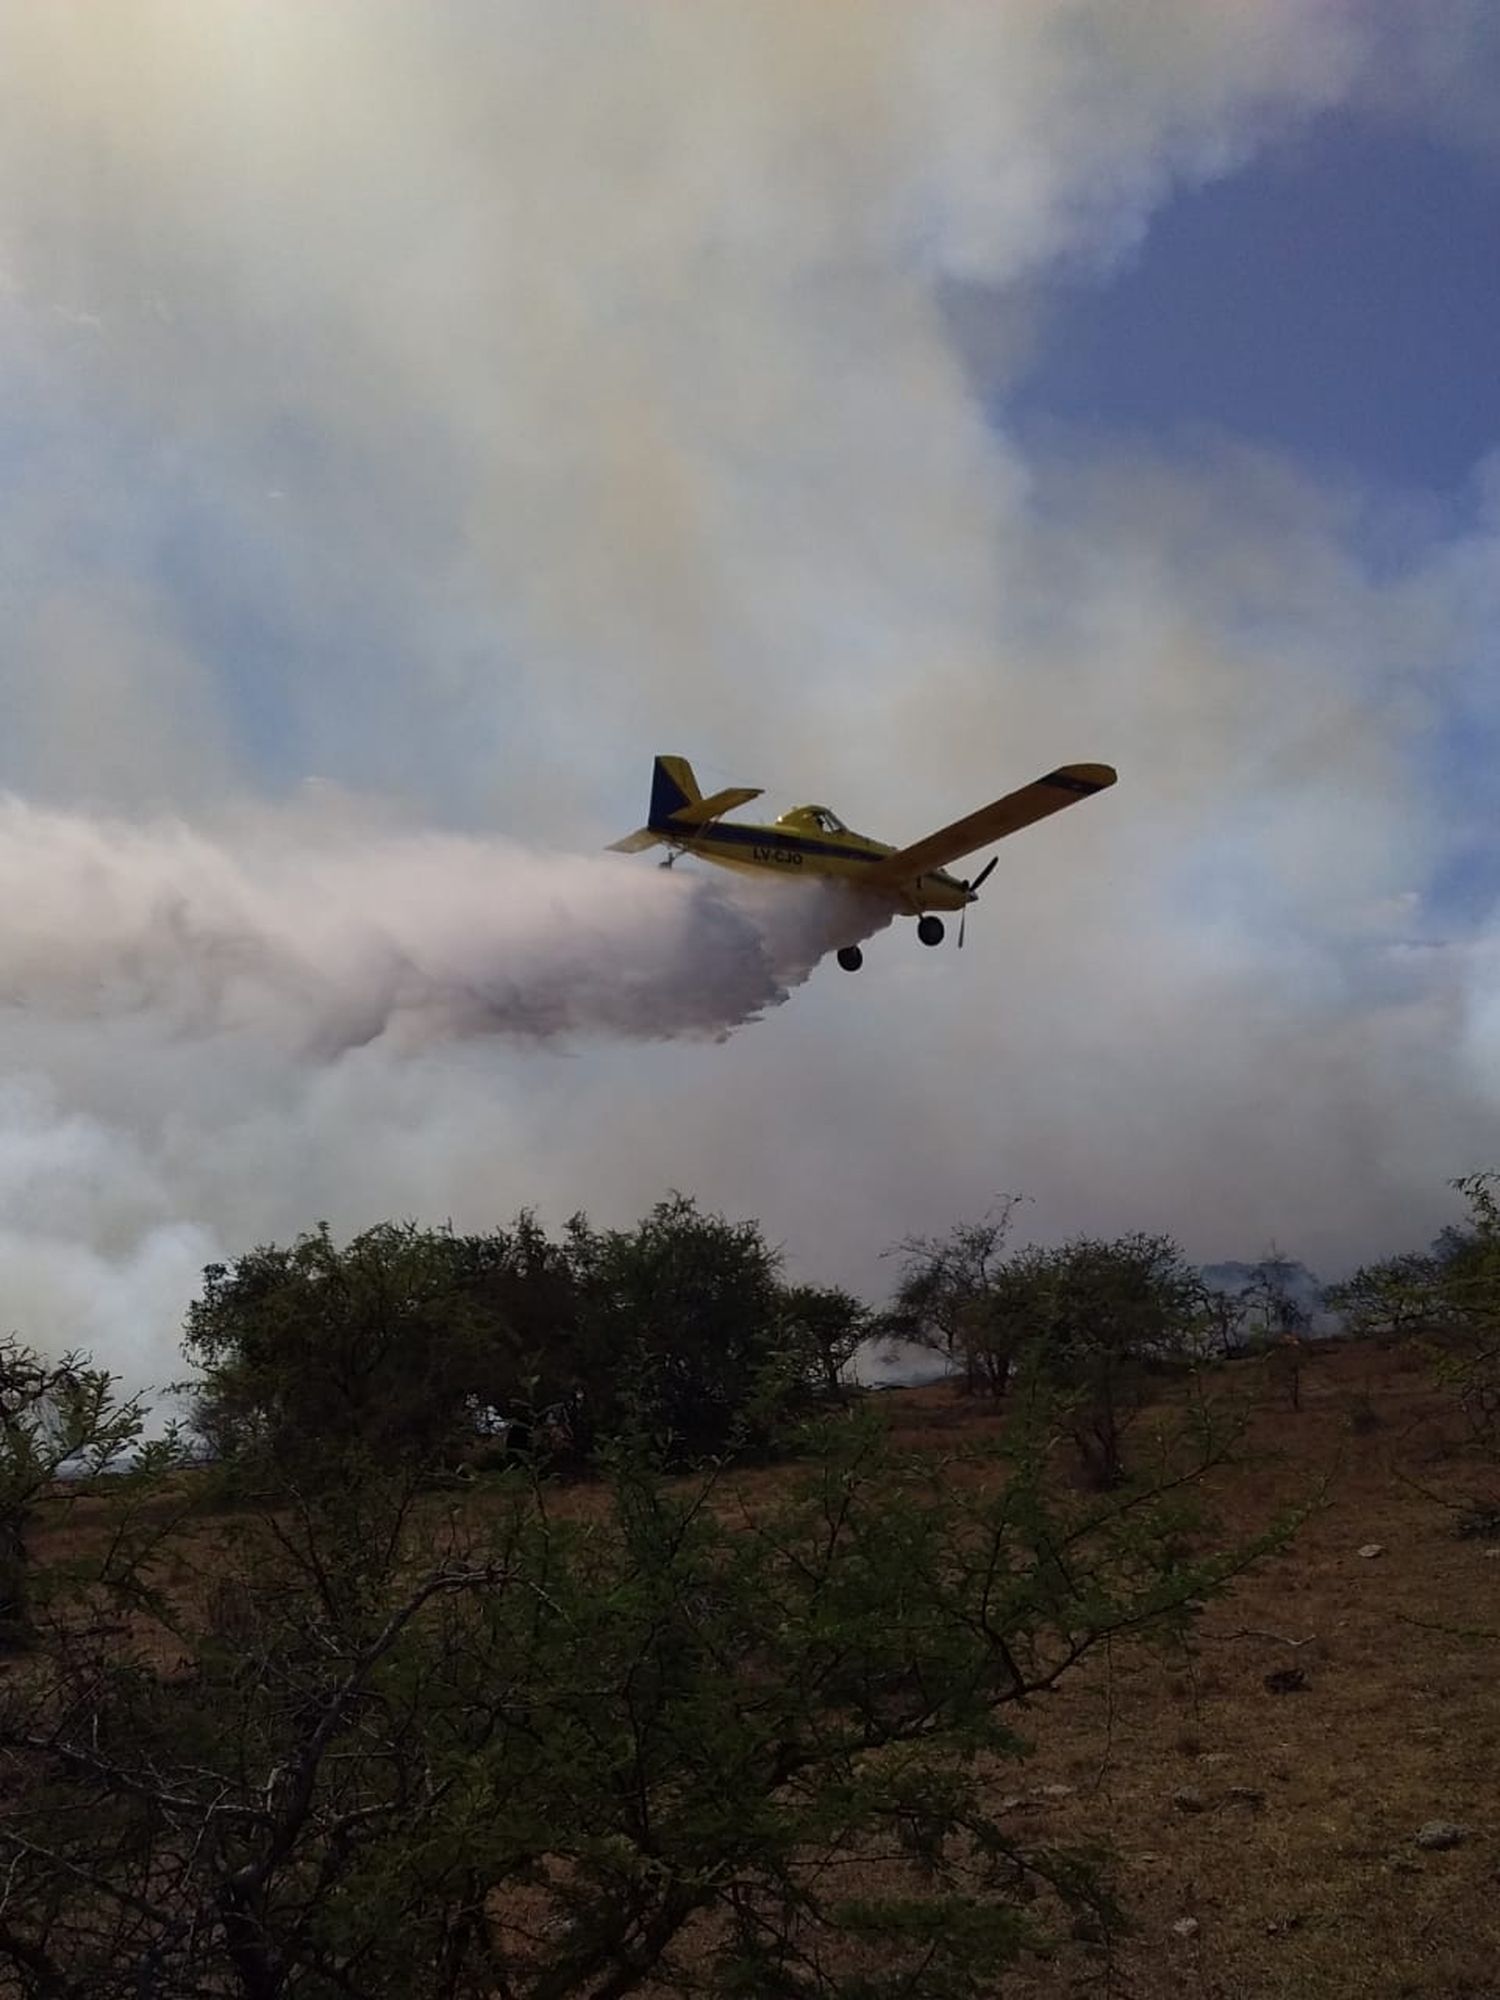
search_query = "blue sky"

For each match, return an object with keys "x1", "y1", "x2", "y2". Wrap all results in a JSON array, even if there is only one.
[
  {"x1": 983, "y1": 107, "x2": 1500, "y2": 933},
  {"x1": 1008, "y1": 110, "x2": 1500, "y2": 497}
]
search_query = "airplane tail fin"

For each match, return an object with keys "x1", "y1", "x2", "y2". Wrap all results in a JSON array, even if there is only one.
[
  {"x1": 607, "y1": 756, "x2": 702, "y2": 854},
  {"x1": 649, "y1": 755, "x2": 701, "y2": 827}
]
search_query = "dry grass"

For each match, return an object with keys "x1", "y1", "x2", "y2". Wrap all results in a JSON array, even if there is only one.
[{"x1": 866, "y1": 1344, "x2": 1500, "y2": 1999}]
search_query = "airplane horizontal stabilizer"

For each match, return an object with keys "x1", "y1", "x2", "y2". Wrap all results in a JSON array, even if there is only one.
[
  {"x1": 607, "y1": 827, "x2": 664, "y2": 853},
  {"x1": 666, "y1": 785, "x2": 763, "y2": 826},
  {"x1": 866, "y1": 762, "x2": 1117, "y2": 884}
]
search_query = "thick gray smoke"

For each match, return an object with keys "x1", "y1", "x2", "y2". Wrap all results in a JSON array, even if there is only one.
[
  {"x1": 0, "y1": 795, "x2": 878, "y2": 1051},
  {"x1": 0, "y1": 3, "x2": 1496, "y2": 1389}
]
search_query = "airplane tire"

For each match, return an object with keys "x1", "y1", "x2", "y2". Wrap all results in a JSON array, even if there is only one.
[
  {"x1": 917, "y1": 915, "x2": 945, "y2": 947},
  {"x1": 836, "y1": 945, "x2": 864, "y2": 972}
]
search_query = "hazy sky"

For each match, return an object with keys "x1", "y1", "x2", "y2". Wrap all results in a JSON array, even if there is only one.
[{"x1": 0, "y1": 2, "x2": 1497, "y2": 1388}]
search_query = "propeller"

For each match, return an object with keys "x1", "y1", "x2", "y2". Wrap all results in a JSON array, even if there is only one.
[{"x1": 956, "y1": 854, "x2": 999, "y2": 949}]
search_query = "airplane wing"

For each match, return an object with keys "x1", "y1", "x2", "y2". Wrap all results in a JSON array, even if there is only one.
[
  {"x1": 865, "y1": 763, "x2": 1116, "y2": 884},
  {"x1": 667, "y1": 785, "x2": 763, "y2": 826}
]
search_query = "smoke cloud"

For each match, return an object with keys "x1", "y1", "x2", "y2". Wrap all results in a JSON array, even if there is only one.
[{"x1": 0, "y1": 2, "x2": 1496, "y2": 1388}]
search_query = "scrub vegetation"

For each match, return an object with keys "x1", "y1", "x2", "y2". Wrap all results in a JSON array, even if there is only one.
[{"x1": 0, "y1": 1181, "x2": 1495, "y2": 1997}]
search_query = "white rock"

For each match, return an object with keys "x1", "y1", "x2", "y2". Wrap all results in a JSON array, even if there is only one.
[
  {"x1": 1170, "y1": 1917, "x2": 1201, "y2": 1941},
  {"x1": 1357, "y1": 1543, "x2": 1385, "y2": 1559}
]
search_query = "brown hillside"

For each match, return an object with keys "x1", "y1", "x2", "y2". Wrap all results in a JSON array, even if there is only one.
[
  {"x1": 16, "y1": 1339, "x2": 1500, "y2": 1998},
  {"x1": 866, "y1": 1341, "x2": 1500, "y2": 2000}
]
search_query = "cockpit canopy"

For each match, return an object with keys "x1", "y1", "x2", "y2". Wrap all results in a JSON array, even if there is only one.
[{"x1": 774, "y1": 804, "x2": 850, "y2": 835}]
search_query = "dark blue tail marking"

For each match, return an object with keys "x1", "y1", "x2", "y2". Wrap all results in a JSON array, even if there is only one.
[{"x1": 649, "y1": 758, "x2": 694, "y2": 827}]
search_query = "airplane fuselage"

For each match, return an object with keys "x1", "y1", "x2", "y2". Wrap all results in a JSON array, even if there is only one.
[{"x1": 666, "y1": 809, "x2": 973, "y2": 913}]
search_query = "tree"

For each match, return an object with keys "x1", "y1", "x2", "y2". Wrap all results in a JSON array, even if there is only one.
[
  {"x1": 183, "y1": 1217, "x2": 579, "y2": 1482},
  {"x1": 1321, "y1": 1176, "x2": 1500, "y2": 1548},
  {"x1": 1020, "y1": 1234, "x2": 1206, "y2": 1488},
  {"x1": 1325, "y1": 1204, "x2": 1492, "y2": 1345},
  {"x1": 882, "y1": 1201, "x2": 1026, "y2": 1397},
  {"x1": 1427, "y1": 1174, "x2": 1500, "y2": 1450},
  {"x1": 566, "y1": 1194, "x2": 793, "y2": 1459},
  {"x1": 777, "y1": 1282, "x2": 869, "y2": 1399},
  {"x1": 0, "y1": 1337, "x2": 146, "y2": 1648},
  {"x1": 0, "y1": 1392, "x2": 1280, "y2": 1998},
  {"x1": 1240, "y1": 1247, "x2": 1318, "y2": 1410},
  {"x1": 1197, "y1": 1281, "x2": 1247, "y2": 1358},
  {"x1": 186, "y1": 1202, "x2": 825, "y2": 1483}
]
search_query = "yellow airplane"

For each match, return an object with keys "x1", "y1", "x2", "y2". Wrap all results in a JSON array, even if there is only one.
[{"x1": 610, "y1": 755, "x2": 1117, "y2": 969}]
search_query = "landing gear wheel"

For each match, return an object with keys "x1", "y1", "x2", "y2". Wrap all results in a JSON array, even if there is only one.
[
  {"x1": 836, "y1": 945, "x2": 864, "y2": 972},
  {"x1": 917, "y1": 915, "x2": 945, "y2": 947}
]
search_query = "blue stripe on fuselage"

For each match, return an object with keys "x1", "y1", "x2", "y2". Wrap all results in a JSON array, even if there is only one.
[
  {"x1": 651, "y1": 816, "x2": 968, "y2": 897},
  {"x1": 657, "y1": 819, "x2": 888, "y2": 866}
]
